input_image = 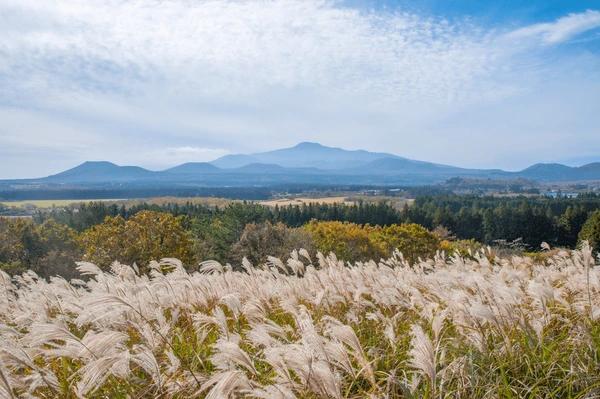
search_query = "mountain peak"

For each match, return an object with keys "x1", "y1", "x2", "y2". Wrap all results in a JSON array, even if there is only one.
[
  {"x1": 293, "y1": 141, "x2": 325, "y2": 149},
  {"x1": 44, "y1": 160, "x2": 154, "y2": 183},
  {"x1": 79, "y1": 161, "x2": 117, "y2": 167},
  {"x1": 212, "y1": 141, "x2": 402, "y2": 170}
]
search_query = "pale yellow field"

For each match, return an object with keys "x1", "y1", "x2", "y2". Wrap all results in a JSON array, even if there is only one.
[
  {"x1": 1, "y1": 197, "x2": 237, "y2": 209},
  {"x1": 258, "y1": 196, "x2": 354, "y2": 207},
  {"x1": 111, "y1": 196, "x2": 239, "y2": 208},
  {"x1": 0, "y1": 199, "x2": 120, "y2": 208},
  {"x1": 2, "y1": 195, "x2": 411, "y2": 209}
]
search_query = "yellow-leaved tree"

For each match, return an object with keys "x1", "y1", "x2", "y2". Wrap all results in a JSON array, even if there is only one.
[
  {"x1": 304, "y1": 221, "x2": 380, "y2": 261},
  {"x1": 304, "y1": 220, "x2": 440, "y2": 263},
  {"x1": 79, "y1": 210, "x2": 195, "y2": 271},
  {"x1": 372, "y1": 223, "x2": 440, "y2": 263}
]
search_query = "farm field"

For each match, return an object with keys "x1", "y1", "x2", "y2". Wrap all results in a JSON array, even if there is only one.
[
  {"x1": 0, "y1": 246, "x2": 598, "y2": 397},
  {"x1": 258, "y1": 195, "x2": 414, "y2": 209},
  {"x1": 0, "y1": 197, "x2": 239, "y2": 209},
  {"x1": 0, "y1": 199, "x2": 122, "y2": 208},
  {"x1": 258, "y1": 196, "x2": 354, "y2": 207},
  {"x1": 2, "y1": 195, "x2": 411, "y2": 211},
  {"x1": 113, "y1": 196, "x2": 239, "y2": 208}
]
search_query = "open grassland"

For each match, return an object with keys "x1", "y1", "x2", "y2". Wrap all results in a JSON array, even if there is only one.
[
  {"x1": 1, "y1": 197, "x2": 238, "y2": 209},
  {"x1": 2, "y1": 195, "x2": 411, "y2": 211},
  {"x1": 0, "y1": 199, "x2": 120, "y2": 208},
  {"x1": 258, "y1": 196, "x2": 413, "y2": 209},
  {"x1": 259, "y1": 196, "x2": 354, "y2": 207},
  {"x1": 1, "y1": 245, "x2": 600, "y2": 398},
  {"x1": 345, "y1": 195, "x2": 414, "y2": 209},
  {"x1": 112, "y1": 196, "x2": 239, "y2": 208}
]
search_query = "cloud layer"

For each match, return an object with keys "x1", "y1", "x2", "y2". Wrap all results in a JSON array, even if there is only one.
[{"x1": 1, "y1": 1, "x2": 599, "y2": 178}]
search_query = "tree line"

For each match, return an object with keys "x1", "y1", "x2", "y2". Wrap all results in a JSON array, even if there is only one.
[
  {"x1": 401, "y1": 194, "x2": 600, "y2": 248},
  {"x1": 38, "y1": 194, "x2": 600, "y2": 249},
  {"x1": 2, "y1": 194, "x2": 600, "y2": 278}
]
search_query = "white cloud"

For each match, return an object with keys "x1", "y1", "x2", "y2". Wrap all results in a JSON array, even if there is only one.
[
  {"x1": 0, "y1": 1, "x2": 599, "y2": 176},
  {"x1": 506, "y1": 9, "x2": 600, "y2": 44},
  {"x1": 0, "y1": 0, "x2": 496, "y2": 103}
]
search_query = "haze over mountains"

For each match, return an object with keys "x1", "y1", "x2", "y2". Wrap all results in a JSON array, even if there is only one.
[{"x1": 3, "y1": 142, "x2": 600, "y2": 187}]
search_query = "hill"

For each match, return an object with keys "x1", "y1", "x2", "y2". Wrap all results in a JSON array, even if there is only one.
[
  {"x1": 518, "y1": 162, "x2": 600, "y2": 181},
  {"x1": 43, "y1": 161, "x2": 157, "y2": 183}
]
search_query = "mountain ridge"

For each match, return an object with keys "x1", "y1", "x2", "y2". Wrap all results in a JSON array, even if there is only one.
[
  {"x1": 5, "y1": 143, "x2": 600, "y2": 185},
  {"x1": 211, "y1": 142, "x2": 404, "y2": 170}
]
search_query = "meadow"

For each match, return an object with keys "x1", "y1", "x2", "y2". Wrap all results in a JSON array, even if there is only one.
[
  {"x1": 0, "y1": 199, "x2": 113, "y2": 209},
  {"x1": 258, "y1": 196, "x2": 354, "y2": 207},
  {"x1": 1, "y1": 244, "x2": 599, "y2": 398},
  {"x1": 0, "y1": 199, "x2": 136, "y2": 209},
  {"x1": 1, "y1": 196, "x2": 355, "y2": 211},
  {"x1": 0, "y1": 197, "x2": 236, "y2": 210}
]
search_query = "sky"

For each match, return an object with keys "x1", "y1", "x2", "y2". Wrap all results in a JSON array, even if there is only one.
[{"x1": 1, "y1": 0, "x2": 600, "y2": 178}]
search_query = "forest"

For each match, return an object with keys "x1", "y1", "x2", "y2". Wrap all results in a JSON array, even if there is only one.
[{"x1": 2, "y1": 194, "x2": 600, "y2": 279}]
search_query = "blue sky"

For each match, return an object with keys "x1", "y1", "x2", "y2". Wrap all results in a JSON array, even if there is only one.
[{"x1": 1, "y1": 0, "x2": 600, "y2": 178}]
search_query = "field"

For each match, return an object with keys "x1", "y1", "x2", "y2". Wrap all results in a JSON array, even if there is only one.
[
  {"x1": 1, "y1": 245, "x2": 599, "y2": 398},
  {"x1": 1, "y1": 196, "x2": 355, "y2": 210},
  {"x1": 112, "y1": 196, "x2": 239, "y2": 208},
  {"x1": 2, "y1": 195, "x2": 412, "y2": 214},
  {"x1": 0, "y1": 199, "x2": 123, "y2": 209},
  {"x1": 258, "y1": 196, "x2": 354, "y2": 207},
  {"x1": 258, "y1": 196, "x2": 414, "y2": 209},
  {"x1": 0, "y1": 197, "x2": 239, "y2": 209}
]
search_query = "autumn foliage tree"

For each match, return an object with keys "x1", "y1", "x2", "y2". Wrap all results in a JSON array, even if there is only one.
[
  {"x1": 371, "y1": 223, "x2": 440, "y2": 262},
  {"x1": 304, "y1": 221, "x2": 440, "y2": 263},
  {"x1": 304, "y1": 221, "x2": 379, "y2": 262},
  {"x1": 79, "y1": 210, "x2": 195, "y2": 270},
  {"x1": 230, "y1": 221, "x2": 315, "y2": 265},
  {"x1": 0, "y1": 218, "x2": 81, "y2": 277}
]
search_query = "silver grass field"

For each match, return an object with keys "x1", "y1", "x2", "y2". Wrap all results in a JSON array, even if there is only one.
[{"x1": 1, "y1": 246, "x2": 600, "y2": 398}]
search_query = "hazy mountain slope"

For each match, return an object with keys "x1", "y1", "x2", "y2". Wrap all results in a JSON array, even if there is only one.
[
  {"x1": 212, "y1": 142, "x2": 403, "y2": 170},
  {"x1": 165, "y1": 162, "x2": 221, "y2": 174},
  {"x1": 352, "y1": 156, "x2": 468, "y2": 175},
  {"x1": 43, "y1": 161, "x2": 156, "y2": 183},
  {"x1": 517, "y1": 163, "x2": 600, "y2": 181},
  {"x1": 574, "y1": 162, "x2": 600, "y2": 180},
  {"x1": 229, "y1": 163, "x2": 288, "y2": 174},
  {"x1": 210, "y1": 154, "x2": 260, "y2": 169},
  {"x1": 6, "y1": 143, "x2": 599, "y2": 186}
]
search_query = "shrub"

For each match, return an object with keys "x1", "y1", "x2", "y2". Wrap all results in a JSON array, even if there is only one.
[
  {"x1": 373, "y1": 223, "x2": 440, "y2": 263},
  {"x1": 304, "y1": 220, "x2": 441, "y2": 263},
  {"x1": 79, "y1": 210, "x2": 195, "y2": 271},
  {"x1": 0, "y1": 217, "x2": 81, "y2": 278},
  {"x1": 579, "y1": 210, "x2": 600, "y2": 253},
  {"x1": 0, "y1": 261, "x2": 27, "y2": 275},
  {"x1": 230, "y1": 221, "x2": 315, "y2": 265},
  {"x1": 439, "y1": 238, "x2": 483, "y2": 258},
  {"x1": 304, "y1": 221, "x2": 382, "y2": 261}
]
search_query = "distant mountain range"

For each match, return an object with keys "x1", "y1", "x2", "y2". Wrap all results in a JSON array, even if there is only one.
[
  {"x1": 212, "y1": 141, "x2": 404, "y2": 169},
  {"x1": 3, "y1": 142, "x2": 600, "y2": 188}
]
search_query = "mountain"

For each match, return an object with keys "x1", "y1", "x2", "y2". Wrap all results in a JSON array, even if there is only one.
[
  {"x1": 574, "y1": 162, "x2": 600, "y2": 180},
  {"x1": 212, "y1": 142, "x2": 403, "y2": 170},
  {"x1": 43, "y1": 161, "x2": 156, "y2": 183},
  {"x1": 211, "y1": 154, "x2": 259, "y2": 169},
  {"x1": 230, "y1": 163, "x2": 288, "y2": 174},
  {"x1": 352, "y1": 157, "x2": 467, "y2": 175},
  {"x1": 165, "y1": 162, "x2": 221, "y2": 174},
  {"x1": 3, "y1": 143, "x2": 600, "y2": 189},
  {"x1": 517, "y1": 162, "x2": 600, "y2": 181}
]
